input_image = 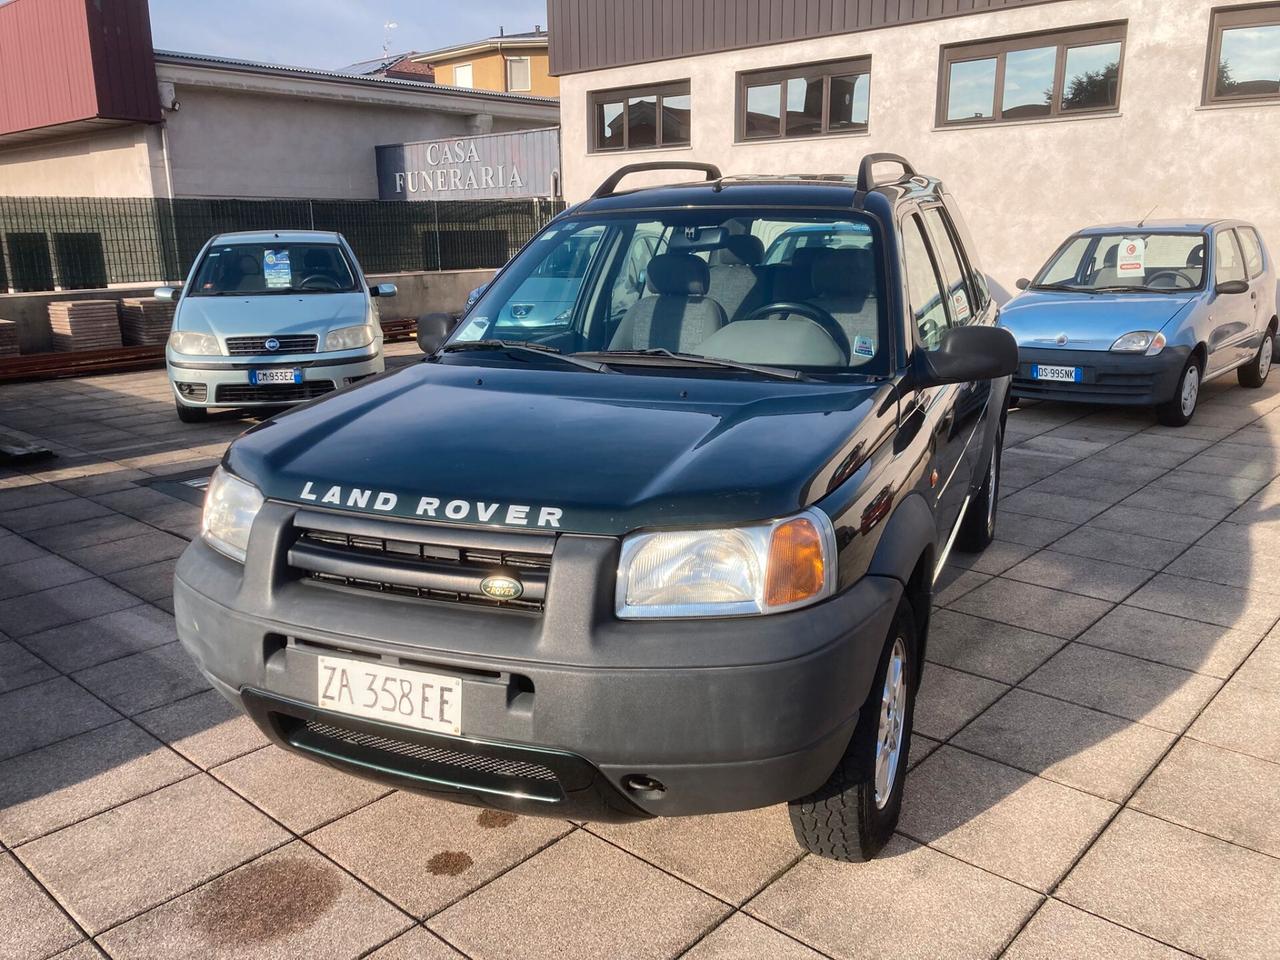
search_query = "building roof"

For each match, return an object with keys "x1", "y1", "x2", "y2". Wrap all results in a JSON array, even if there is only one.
[{"x1": 411, "y1": 29, "x2": 548, "y2": 63}]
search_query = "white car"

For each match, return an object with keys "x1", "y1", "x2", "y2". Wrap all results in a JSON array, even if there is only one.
[{"x1": 162, "y1": 230, "x2": 393, "y2": 422}]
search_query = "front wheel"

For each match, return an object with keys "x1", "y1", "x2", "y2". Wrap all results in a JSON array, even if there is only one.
[
  {"x1": 1156, "y1": 356, "x2": 1202, "y2": 427},
  {"x1": 174, "y1": 399, "x2": 207, "y2": 423},
  {"x1": 1239, "y1": 330, "x2": 1274, "y2": 389},
  {"x1": 787, "y1": 598, "x2": 918, "y2": 862}
]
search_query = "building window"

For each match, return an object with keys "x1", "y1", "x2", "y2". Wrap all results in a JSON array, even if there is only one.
[
  {"x1": 453, "y1": 63, "x2": 473, "y2": 88},
  {"x1": 939, "y1": 22, "x2": 1126, "y2": 126},
  {"x1": 590, "y1": 81, "x2": 691, "y2": 152},
  {"x1": 506, "y1": 57, "x2": 532, "y2": 92},
  {"x1": 737, "y1": 58, "x2": 870, "y2": 141},
  {"x1": 1206, "y1": 3, "x2": 1280, "y2": 104}
]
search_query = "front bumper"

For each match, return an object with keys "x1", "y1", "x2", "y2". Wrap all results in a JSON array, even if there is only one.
[
  {"x1": 174, "y1": 500, "x2": 900, "y2": 820},
  {"x1": 1011, "y1": 345, "x2": 1189, "y2": 406},
  {"x1": 167, "y1": 350, "x2": 384, "y2": 408}
]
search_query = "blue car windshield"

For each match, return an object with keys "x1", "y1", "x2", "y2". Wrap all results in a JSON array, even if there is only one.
[
  {"x1": 1034, "y1": 232, "x2": 1207, "y2": 293},
  {"x1": 452, "y1": 210, "x2": 889, "y2": 375}
]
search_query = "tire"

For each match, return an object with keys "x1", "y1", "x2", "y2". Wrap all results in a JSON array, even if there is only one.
[
  {"x1": 956, "y1": 422, "x2": 1002, "y2": 553},
  {"x1": 787, "y1": 598, "x2": 918, "y2": 862},
  {"x1": 1156, "y1": 355, "x2": 1202, "y2": 427},
  {"x1": 175, "y1": 399, "x2": 207, "y2": 423},
  {"x1": 1238, "y1": 330, "x2": 1274, "y2": 389},
  {"x1": 1007, "y1": 395, "x2": 1020, "y2": 410}
]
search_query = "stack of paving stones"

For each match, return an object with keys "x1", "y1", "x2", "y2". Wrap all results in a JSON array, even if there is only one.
[
  {"x1": 48, "y1": 300, "x2": 124, "y2": 352},
  {"x1": 0, "y1": 318, "x2": 18, "y2": 356},
  {"x1": 119, "y1": 297, "x2": 177, "y2": 346}
]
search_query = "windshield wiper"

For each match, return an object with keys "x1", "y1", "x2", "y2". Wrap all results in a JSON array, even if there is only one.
[
  {"x1": 1030, "y1": 282, "x2": 1098, "y2": 294},
  {"x1": 1090, "y1": 285, "x2": 1181, "y2": 294},
  {"x1": 440, "y1": 339, "x2": 610, "y2": 373},
  {"x1": 575, "y1": 348, "x2": 812, "y2": 382}
]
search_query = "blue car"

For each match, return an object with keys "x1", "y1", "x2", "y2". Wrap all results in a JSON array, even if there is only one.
[{"x1": 1002, "y1": 220, "x2": 1277, "y2": 425}]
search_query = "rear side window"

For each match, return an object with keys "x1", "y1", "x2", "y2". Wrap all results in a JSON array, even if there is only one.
[
  {"x1": 1215, "y1": 232, "x2": 1247, "y2": 284},
  {"x1": 921, "y1": 207, "x2": 974, "y2": 325},
  {"x1": 1238, "y1": 228, "x2": 1265, "y2": 279},
  {"x1": 902, "y1": 215, "x2": 949, "y2": 350}
]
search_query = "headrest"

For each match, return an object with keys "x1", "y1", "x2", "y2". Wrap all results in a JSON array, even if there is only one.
[
  {"x1": 237, "y1": 254, "x2": 260, "y2": 275},
  {"x1": 811, "y1": 249, "x2": 872, "y2": 297},
  {"x1": 647, "y1": 253, "x2": 710, "y2": 296},
  {"x1": 1103, "y1": 245, "x2": 1118, "y2": 268},
  {"x1": 1186, "y1": 244, "x2": 1205, "y2": 267},
  {"x1": 713, "y1": 235, "x2": 764, "y2": 266}
]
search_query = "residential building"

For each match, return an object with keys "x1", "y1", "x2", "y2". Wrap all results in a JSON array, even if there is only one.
[{"x1": 413, "y1": 29, "x2": 558, "y2": 98}]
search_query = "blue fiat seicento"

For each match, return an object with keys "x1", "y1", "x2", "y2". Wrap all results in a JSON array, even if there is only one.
[{"x1": 1002, "y1": 220, "x2": 1277, "y2": 426}]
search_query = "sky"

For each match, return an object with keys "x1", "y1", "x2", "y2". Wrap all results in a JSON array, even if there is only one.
[{"x1": 147, "y1": 0, "x2": 550, "y2": 70}]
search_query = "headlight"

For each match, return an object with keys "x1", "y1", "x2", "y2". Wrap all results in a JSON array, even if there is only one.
[
  {"x1": 1111, "y1": 331, "x2": 1166, "y2": 355},
  {"x1": 324, "y1": 323, "x2": 376, "y2": 351},
  {"x1": 168, "y1": 330, "x2": 221, "y2": 355},
  {"x1": 616, "y1": 509, "x2": 836, "y2": 619},
  {"x1": 202, "y1": 466, "x2": 264, "y2": 563}
]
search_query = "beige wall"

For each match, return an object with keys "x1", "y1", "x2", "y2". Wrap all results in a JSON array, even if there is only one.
[
  {"x1": 435, "y1": 50, "x2": 559, "y2": 98},
  {"x1": 0, "y1": 124, "x2": 167, "y2": 197},
  {"x1": 559, "y1": 0, "x2": 1279, "y2": 298}
]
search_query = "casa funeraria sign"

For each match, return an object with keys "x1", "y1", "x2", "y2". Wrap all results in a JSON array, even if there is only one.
[{"x1": 376, "y1": 128, "x2": 560, "y2": 201}]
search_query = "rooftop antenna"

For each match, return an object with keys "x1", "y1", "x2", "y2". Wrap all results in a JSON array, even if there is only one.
[
  {"x1": 382, "y1": 20, "x2": 399, "y2": 59},
  {"x1": 1136, "y1": 203, "x2": 1159, "y2": 228}
]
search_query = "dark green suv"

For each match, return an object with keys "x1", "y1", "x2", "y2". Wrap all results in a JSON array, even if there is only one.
[{"x1": 176, "y1": 155, "x2": 1018, "y2": 861}]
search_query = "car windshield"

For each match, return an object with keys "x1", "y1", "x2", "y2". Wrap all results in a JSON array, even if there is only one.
[
  {"x1": 451, "y1": 210, "x2": 888, "y2": 375},
  {"x1": 1033, "y1": 232, "x2": 1207, "y2": 292},
  {"x1": 190, "y1": 243, "x2": 357, "y2": 296}
]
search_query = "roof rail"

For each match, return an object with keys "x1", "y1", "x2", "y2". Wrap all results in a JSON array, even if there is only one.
[
  {"x1": 856, "y1": 153, "x2": 917, "y2": 193},
  {"x1": 591, "y1": 161, "x2": 723, "y2": 199}
]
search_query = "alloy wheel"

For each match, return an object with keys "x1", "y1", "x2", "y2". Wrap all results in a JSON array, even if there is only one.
[{"x1": 874, "y1": 637, "x2": 908, "y2": 809}]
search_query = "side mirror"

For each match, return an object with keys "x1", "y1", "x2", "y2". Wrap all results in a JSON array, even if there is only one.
[
  {"x1": 154, "y1": 286, "x2": 177, "y2": 302},
  {"x1": 1216, "y1": 279, "x2": 1249, "y2": 295},
  {"x1": 417, "y1": 312, "x2": 459, "y2": 354},
  {"x1": 371, "y1": 283, "x2": 398, "y2": 298},
  {"x1": 1015, "y1": 278, "x2": 1030, "y2": 291},
  {"x1": 917, "y1": 325, "x2": 1019, "y2": 388}
]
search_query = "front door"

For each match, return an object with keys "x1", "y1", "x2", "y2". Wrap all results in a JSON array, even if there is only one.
[{"x1": 1208, "y1": 229, "x2": 1257, "y2": 373}]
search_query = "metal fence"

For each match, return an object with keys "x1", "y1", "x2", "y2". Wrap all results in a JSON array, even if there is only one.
[{"x1": 0, "y1": 196, "x2": 566, "y2": 292}]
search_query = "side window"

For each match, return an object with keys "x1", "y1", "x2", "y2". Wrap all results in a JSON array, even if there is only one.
[
  {"x1": 922, "y1": 207, "x2": 974, "y2": 325},
  {"x1": 1238, "y1": 228, "x2": 1265, "y2": 280},
  {"x1": 1215, "y1": 231, "x2": 1247, "y2": 285},
  {"x1": 902, "y1": 215, "x2": 949, "y2": 350},
  {"x1": 606, "y1": 223, "x2": 666, "y2": 323}
]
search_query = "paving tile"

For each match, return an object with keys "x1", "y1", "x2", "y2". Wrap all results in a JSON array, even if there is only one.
[
  {"x1": 1004, "y1": 550, "x2": 1152, "y2": 602},
  {"x1": 311, "y1": 791, "x2": 572, "y2": 919},
  {"x1": 1132, "y1": 737, "x2": 1280, "y2": 858},
  {"x1": 1120, "y1": 486, "x2": 1242, "y2": 522},
  {"x1": 1180, "y1": 452, "x2": 1279, "y2": 481},
  {"x1": 1058, "y1": 809, "x2": 1280, "y2": 960},
  {"x1": 1078, "y1": 604, "x2": 1260, "y2": 677},
  {"x1": 1000, "y1": 489, "x2": 1108, "y2": 524},
  {"x1": 366, "y1": 926, "x2": 466, "y2": 960},
  {"x1": 0, "y1": 719, "x2": 194, "y2": 847},
  {"x1": 589, "y1": 804, "x2": 801, "y2": 905},
  {"x1": 1004, "y1": 898, "x2": 1196, "y2": 960},
  {"x1": 1163, "y1": 541, "x2": 1274, "y2": 591},
  {"x1": 1125, "y1": 573, "x2": 1280, "y2": 633},
  {"x1": 97, "y1": 842, "x2": 411, "y2": 960},
  {"x1": 61, "y1": 531, "x2": 189, "y2": 577},
  {"x1": 1016, "y1": 434, "x2": 1113, "y2": 461},
  {"x1": 46, "y1": 942, "x2": 105, "y2": 960},
  {"x1": 0, "y1": 677, "x2": 119, "y2": 762},
  {"x1": 104, "y1": 558, "x2": 178, "y2": 602},
  {"x1": 923, "y1": 609, "x2": 1064, "y2": 684},
  {"x1": 898, "y1": 746, "x2": 1115, "y2": 892},
  {"x1": 949, "y1": 578, "x2": 1112, "y2": 639},
  {"x1": 0, "y1": 851, "x2": 82, "y2": 960},
  {"x1": 0, "y1": 639, "x2": 56, "y2": 693},
  {"x1": 1022, "y1": 643, "x2": 1221, "y2": 733},
  {"x1": 213, "y1": 745, "x2": 390, "y2": 834},
  {"x1": 1189, "y1": 677, "x2": 1280, "y2": 763},
  {"x1": 1149, "y1": 468, "x2": 1264, "y2": 500},
  {"x1": 932, "y1": 567, "x2": 990, "y2": 606},
  {"x1": 53, "y1": 469, "x2": 151, "y2": 498},
  {"x1": 1049, "y1": 525, "x2": 1188, "y2": 570},
  {"x1": 429, "y1": 830, "x2": 727, "y2": 960},
  {"x1": 683, "y1": 913, "x2": 825, "y2": 960},
  {"x1": 952, "y1": 688, "x2": 1174, "y2": 802},
  {"x1": 72, "y1": 641, "x2": 208, "y2": 716},
  {"x1": 992, "y1": 511, "x2": 1078, "y2": 549},
  {"x1": 0, "y1": 483, "x2": 76, "y2": 513},
  {"x1": 1088, "y1": 505, "x2": 1215, "y2": 544},
  {"x1": 133, "y1": 689, "x2": 268, "y2": 769},
  {"x1": 0, "y1": 554, "x2": 94, "y2": 601},
  {"x1": 948, "y1": 540, "x2": 1036, "y2": 576},
  {"x1": 913, "y1": 663, "x2": 1007, "y2": 740},
  {"x1": 25, "y1": 514, "x2": 159, "y2": 553},
  {"x1": 749, "y1": 834, "x2": 1040, "y2": 960},
  {"x1": 1234, "y1": 635, "x2": 1280, "y2": 693},
  {"x1": 1028, "y1": 473, "x2": 1147, "y2": 506},
  {"x1": 0, "y1": 533, "x2": 49, "y2": 566},
  {"x1": 1059, "y1": 456, "x2": 1170, "y2": 485},
  {"x1": 0, "y1": 497, "x2": 112, "y2": 533},
  {"x1": 0, "y1": 578, "x2": 138, "y2": 638},
  {"x1": 1197, "y1": 517, "x2": 1280, "y2": 558},
  {"x1": 16, "y1": 774, "x2": 288, "y2": 934},
  {"x1": 21, "y1": 605, "x2": 176, "y2": 674}
]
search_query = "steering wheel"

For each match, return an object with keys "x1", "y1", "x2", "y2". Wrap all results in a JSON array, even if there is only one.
[
  {"x1": 1145, "y1": 269, "x2": 1197, "y2": 290},
  {"x1": 298, "y1": 274, "x2": 342, "y2": 291},
  {"x1": 740, "y1": 301, "x2": 851, "y2": 362}
]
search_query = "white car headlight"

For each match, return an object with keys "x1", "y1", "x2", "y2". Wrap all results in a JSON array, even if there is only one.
[
  {"x1": 1111, "y1": 331, "x2": 1166, "y2": 355},
  {"x1": 168, "y1": 330, "x2": 221, "y2": 355},
  {"x1": 324, "y1": 323, "x2": 376, "y2": 352},
  {"x1": 202, "y1": 466, "x2": 264, "y2": 563},
  {"x1": 616, "y1": 509, "x2": 836, "y2": 619}
]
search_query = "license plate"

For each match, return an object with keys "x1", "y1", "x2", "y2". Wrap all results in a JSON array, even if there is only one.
[
  {"x1": 316, "y1": 656, "x2": 462, "y2": 735},
  {"x1": 250, "y1": 367, "x2": 302, "y2": 385},
  {"x1": 1032, "y1": 364, "x2": 1082, "y2": 383}
]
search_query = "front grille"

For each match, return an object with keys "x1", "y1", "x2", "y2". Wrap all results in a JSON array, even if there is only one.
[
  {"x1": 226, "y1": 334, "x2": 319, "y2": 356},
  {"x1": 215, "y1": 381, "x2": 334, "y2": 404},
  {"x1": 288, "y1": 510, "x2": 554, "y2": 612}
]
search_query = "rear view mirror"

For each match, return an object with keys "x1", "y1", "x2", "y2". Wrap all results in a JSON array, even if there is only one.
[
  {"x1": 371, "y1": 283, "x2": 398, "y2": 298},
  {"x1": 417, "y1": 312, "x2": 459, "y2": 354},
  {"x1": 917, "y1": 325, "x2": 1019, "y2": 388},
  {"x1": 1216, "y1": 279, "x2": 1249, "y2": 295},
  {"x1": 1015, "y1": 278, "x2": 1030, "y2": 291},
  {"x1": 154, "y1": 286, "x2": 177, "y2": 302}
]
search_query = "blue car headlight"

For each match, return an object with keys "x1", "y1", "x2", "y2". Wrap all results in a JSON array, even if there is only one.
[{"x1": 1111, "y1": 331, "x2": 1166, "y2": 356}]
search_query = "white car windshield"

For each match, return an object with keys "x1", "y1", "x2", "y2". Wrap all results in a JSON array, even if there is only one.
[{"x1": 190, "y1": 243, "x2": 357, "y2": 296}]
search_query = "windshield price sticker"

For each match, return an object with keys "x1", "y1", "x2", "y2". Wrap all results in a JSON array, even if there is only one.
[
  {"x1": 264, "y1": 249, "x2": 292, "y2": 288},
  {"x1": 853, "y1": 336, "x2": 876, "y2": 358},
  {"x1": 1117, "y1": 238, "x2": 1146, "y2": 275}
]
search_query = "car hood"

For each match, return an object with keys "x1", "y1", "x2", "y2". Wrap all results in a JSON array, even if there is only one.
[
  {"x1": 1000, "y1": 290, "x2": 1196, "y2": 350},
  {"x1": 176, "y1": 292, "x2": 367, "y2": 338},
  {"x1": 225, "y1": 360, "x2": 889, "y2": 536}
]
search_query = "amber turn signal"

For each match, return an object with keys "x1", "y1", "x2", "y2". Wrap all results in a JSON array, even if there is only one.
[{"x1": 765, "y1": 516, "x2": 826, "y2": 607}]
